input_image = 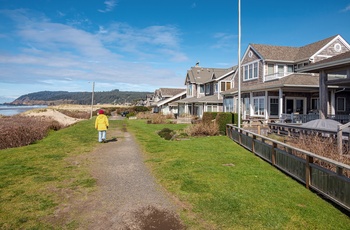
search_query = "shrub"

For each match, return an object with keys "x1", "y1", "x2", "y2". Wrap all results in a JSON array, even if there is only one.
[
  {"x1": 146, "y1": 114, "x2": 167, "y2": 124},
  {"x1": 202, "y1": 112, "x2": 217, "y2": 124},
  {"x1": 215, "y1": 112, "x2": 233, "y2": 135},
  {"x1": 232, "y1": 112, "x2": 241, "y2": 125},
  {"x1": 134, "y1": 106, "x2": 151, "y2": 113},
  {"x1": 0, "y1": 115, "x2": 64, "y2": 150},
  {"x1": 185, "y1": 121, "x2": 219, "y2": 136},
  {"x1": 126, "y1": 112, "x2": 136, "y2": 118},
  {"x1": 58, "y1": 109, "x2": 90, "y2": 119},
  {"x1": 158, "y1": 128, "x2": 175, "y2": 140}
]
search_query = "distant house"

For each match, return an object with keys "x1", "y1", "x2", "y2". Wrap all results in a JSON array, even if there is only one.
[
  {"x1": 222, "y1": 34, "x2": 350, "y2": 123},
  {"x1": 177, "y1": 63, "x2": 237, "y2": 118},
  {"x1": 152, "y1": 88, "x2": 186, "y2": 115}
]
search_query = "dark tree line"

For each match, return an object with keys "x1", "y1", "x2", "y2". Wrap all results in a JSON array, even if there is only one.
[{"x1": 11, "y1": 90, "x2": 152, "y2": 105}]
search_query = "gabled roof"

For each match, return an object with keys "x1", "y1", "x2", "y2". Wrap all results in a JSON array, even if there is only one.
[
  {"x1": 249, "y1": 35, "x2": 339, "y2": 63},
  {"x1": 158, "y1": 88, "x2": 186, "y2": 97},
  {"x1": 157, "y1": 90, "x2": 186, "y2": 107},
  {"x1": 299, "y1": 50, "x2": 350, "y2": 73},
  {"x1": 186, "y1": 66, "x2": 235, "y2": 84}
]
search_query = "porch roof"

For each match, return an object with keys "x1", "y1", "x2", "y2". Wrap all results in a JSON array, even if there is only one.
[
  {"x1": 222, "y1": 73, "x2": 323, "y2": 95},
  {"x1": 298, "y1": 51, "x2": 350, "y2": 73},
  {"x1": 177, "y1": 94, "x2": 222, "y2": 104},
  {"x1": 298, "y1": 51, "x2": 350, "y2": 87}
]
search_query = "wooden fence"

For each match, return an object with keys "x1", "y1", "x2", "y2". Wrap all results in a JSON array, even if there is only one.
[{"x1": 226, "y1": 124, "x2": 350, "y2": 212}]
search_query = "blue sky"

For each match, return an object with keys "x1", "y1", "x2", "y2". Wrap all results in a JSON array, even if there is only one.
[{"x1": 0, "y1": 0, "x2": 350, "y2": 103}]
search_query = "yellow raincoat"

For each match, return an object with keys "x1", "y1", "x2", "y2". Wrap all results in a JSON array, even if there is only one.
[{"x1": 95, "y1": 114, "x2": 109, "y2": 131}]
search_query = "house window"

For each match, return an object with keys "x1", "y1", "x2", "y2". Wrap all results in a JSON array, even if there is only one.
[
  {"x1": 187, "y1": 84, "x2": 192, "y2": 97},
  {"x1": 243, "y1": 62, "x2": 259, "y2": 80},
  {"x1": 337, "y1": 97, "x2": 346, "y2": 111},
  {"x1": 253, "y1": 97, "x2": 265, "y2": 116},
  {"x1": 205, "y1": 84, "x2": 210, "y2": 94},
  {"x1": 214, "y1": 83, "x2": 218, "y2": 93},
  {"x1": 287, "y1": 65, "x2": 293, "y2": 73},
  {"x1": 224, "y1": 96, "x2": 234, "y2": 112},
  {"x1": 199, "y1": 85, "x2": 204, "y2": 94},
  {"x1": 253, "y1": 63, "x2": 258, "y2": 78},
  {"x1": 269, "y1": 97, "x2": 279, "y2": 116},
  {"x1": 311, "y1": 98, "x2": 319, "y2": 110},
  {"x1": 278, "y1": 65, "x2": 284, "y2": 77},
  {"x1": 267, "y1": 64, "x2": 274, "y2": 75},
  {"x1": 206, "y1": 103, "x2": 218, "y2": 112},
  {"x1": 221, "y1": 81, "x2": 231, "y2": 92}
]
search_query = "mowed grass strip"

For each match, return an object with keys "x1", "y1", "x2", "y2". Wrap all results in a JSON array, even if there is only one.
[
  {"x1": 0, "y1": 118, "x2": 107, "y2": 229},
  {"x1": 127, "y1": 120, "x2": 350, "y2": 230}
]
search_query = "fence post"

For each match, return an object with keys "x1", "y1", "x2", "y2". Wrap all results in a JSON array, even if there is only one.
[
  {"x1": 239, "y1": 128, "x2": 242, "y2": 145},
  {"x1": 337, "y1": 124, "x2": 343, "y2": 155},
  {"x1": 305, "y1": 155, "x2": 314, "y2": 189},
  {"x1": 252, "y1": 134, "x2": 256, "y2": 153},
  {"x1": 271, "y1": 142, "x2": 277, "y2": 165}
]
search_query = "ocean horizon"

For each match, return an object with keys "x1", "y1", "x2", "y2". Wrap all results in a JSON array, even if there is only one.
[{"x1": 0, "y1": 105, "x2": 47, "y2": 116}]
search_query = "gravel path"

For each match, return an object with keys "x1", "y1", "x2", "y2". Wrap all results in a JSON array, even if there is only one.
[{"x1": 70, "y1": 117, "x2": 184, "y2": 229}]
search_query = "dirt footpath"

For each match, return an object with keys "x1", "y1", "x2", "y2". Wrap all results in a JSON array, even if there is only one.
[{"x1": 71, "y1": 117, "x2": 184, "y2": 229}]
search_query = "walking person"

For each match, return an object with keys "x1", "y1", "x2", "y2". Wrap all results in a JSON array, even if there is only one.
[{"x1": 95, "y1": 109, "x2": 109, "y2": 143}]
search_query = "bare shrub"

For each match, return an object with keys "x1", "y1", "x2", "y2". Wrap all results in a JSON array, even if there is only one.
[
  {"x1": 0, "y1": 115, "x2": 64, "y2": 150},
  {"x1": 136, "y1": 112, "x2": 153, "y2": 119},
  {"x1": 287, "y1": 134, "x2": 350, "y2": 177},
  {"x1": 185, "y1": 121, "x2": 219, "y2": 136},
  {"x1": 58, "y1": 109, "x2": 90, "y2": 119},
  {"x1": 149, "y1": 114, "x2": 167, "y2": 124}
]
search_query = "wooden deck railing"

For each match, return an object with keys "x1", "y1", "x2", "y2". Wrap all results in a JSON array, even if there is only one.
[{"x1": 226, "y1": 124, "x2": 350, "y2": 212}]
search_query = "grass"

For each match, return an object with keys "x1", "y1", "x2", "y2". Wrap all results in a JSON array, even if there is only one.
[
  {"x1": 0, "y1": 118, "x2": 108, "y2": 229},
  {"x1": 1, "y1": 117, "x2": 349, "y2": 229},
  {"x1": 127, "y1": 119, "x2": 350, "y2": 230}
]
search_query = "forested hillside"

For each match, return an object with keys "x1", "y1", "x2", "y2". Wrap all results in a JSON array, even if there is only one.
[{"x1": 9, "y1": 89, "x2": 152, "y2": 105}]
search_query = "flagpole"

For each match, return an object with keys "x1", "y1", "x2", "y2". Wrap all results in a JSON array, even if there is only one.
[{"x1": 237, "y1": 0, "x2": 241, "y2": 128}]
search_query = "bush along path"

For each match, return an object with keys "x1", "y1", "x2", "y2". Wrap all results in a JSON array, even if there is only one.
[{"x1": 54, "y1": 117, "x2": 184, "y2": 229}]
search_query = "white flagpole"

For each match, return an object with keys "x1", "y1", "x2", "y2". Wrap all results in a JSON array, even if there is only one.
[{"x1": 238, "y1": 0, "x2": 241, "y2": 128}]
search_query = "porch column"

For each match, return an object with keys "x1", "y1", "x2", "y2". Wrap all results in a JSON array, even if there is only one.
[
  {"x1": 265, "y1": 91, "x2": 268, "y2": 120},
  {"x1": 319, "y1": 70, "x2": 328, "y2": 119},
  {"x1": 330, "y1": 90, "x2": 335, "y2": 116},
  {"x1": 279, "y1": 88, "x2": 283, "y2": 119},
  {"x1": 250, "y1": 92, "x2": 253, "y2": 117}
]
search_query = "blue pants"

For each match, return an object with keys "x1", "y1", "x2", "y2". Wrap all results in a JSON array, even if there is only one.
[{"x1": 98, "y1": 130, "x2": 106, "y2": 142}]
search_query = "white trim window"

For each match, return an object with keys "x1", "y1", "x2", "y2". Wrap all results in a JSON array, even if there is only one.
[
  {"x1": 253, "y1": 97, "x2": 265, "y2": 116},
  {"x1": 337, "y1": 97, "x2": 346, "y2": 111},
  {"x1": 214, "y1": 83, "x2": 218, "y2": 93},
  {"x1": 243, "y1": 61, "x2": 259, "y2": 81},
  {"x1": 269, "y1": 97, "x2": 279, "y2": 116},
  {"x1": 187, "y1": 84, "x2": 193, "y2": 97},
  {"x1": 220, "y1": 81, "x2": 232, "y2": 92},
  {"x1": 206, "y1": 103, "x2": 218, "y2": 112},
  {"x1": 199, "y1": 85, "x2": 204, "y2": 94}
]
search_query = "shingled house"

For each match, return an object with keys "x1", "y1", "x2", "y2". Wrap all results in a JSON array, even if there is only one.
[
  {"x1": 222, "y1": 34, "x2": 350, "y2": 123},
  {"x1": 151, "y1": 88, "x2": 186, "y2": 115},
  {"x1": 177, "y1": 64, "x2": 237, "y2": 118}
]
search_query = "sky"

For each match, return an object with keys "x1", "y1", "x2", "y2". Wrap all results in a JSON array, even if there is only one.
[{"x1": 0, "y1": 0, "x2": 350, "y2": 103}]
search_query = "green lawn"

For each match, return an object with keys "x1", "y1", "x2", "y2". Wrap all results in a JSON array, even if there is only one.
[
  {"x1": 0, "y1": 118, "x2": 349, "y2": 229},
  {"x1": 0, "y1": 119, "x2": 100, "y2": 229},
  {"x1": 127, "y1": 119, "x2": 350, "y2": 230}
]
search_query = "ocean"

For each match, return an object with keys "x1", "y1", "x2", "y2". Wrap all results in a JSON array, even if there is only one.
[{"x1": 0, "y1": 105, "x2": 47, "y2": 116}]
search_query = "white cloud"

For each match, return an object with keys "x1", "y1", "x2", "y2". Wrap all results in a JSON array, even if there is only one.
[
  {"x1": 211, "y1": 32, "x2": 237, "y2": 50},
  {"x1": 98, "y1": 0, "x2": 118, "y2": 13},
  {"x1": 0, "y1": 9, "x2": 187, "y2": 95},
  {"x1": 341, "y1": 4, "x2": 350, "y2": 12}
]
